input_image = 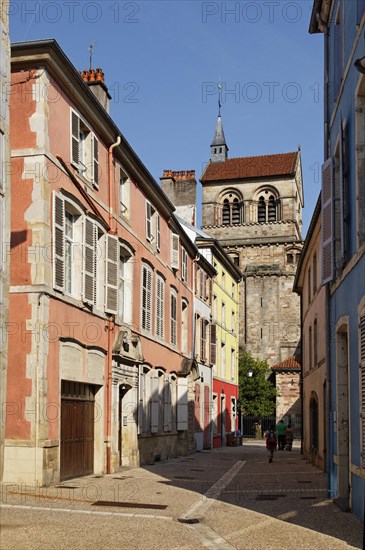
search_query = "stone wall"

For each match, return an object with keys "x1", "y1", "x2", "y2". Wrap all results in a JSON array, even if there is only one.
[{"x1": 275, "y1": 372, "x2": 301, "y2": 431}]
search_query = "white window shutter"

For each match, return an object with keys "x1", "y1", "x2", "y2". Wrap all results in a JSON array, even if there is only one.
[
  {"x1": 71, "y1": 110, "x2": 80, "y2": 166},
  {"x1": 156, "y1": 276, "x2": 164, "y2": 338},
  {"x1": 105, "y1": 234, "x2": 119, "y2": 313},
  {"x1": 171, "y1": 233, "x2": 179, "y2": 269},
  {"x1": 93, "y1": 136, "x2": 99, "y2": 187},
  {"x1": 142, "y1": 265, "x2": 152, "y2": 331},
  {"x1": 150, "y1": 370, "x2": 159, "y2": 433},
  {"x1": 53, "y1": 193, "x2": 65, "y2": 292},
  {"x1": 177, "y1": 377, "x2": 188, "y2": 431},
  {"x1": 146, "y1": 202, "x2": 152, "y2": 241},
  {"x1": 321, "y1": 158, "x2": 334, "y2": 284},
  {"x1": 138, "y1": 365, "x2": 144, "y2": 435},
  {"x1": 156, "y1": 214, "x2": 161, "y2": 250},
  {"x1": 83, "y1": 218, "x2": 96, "y2": 304},
  {"x1": 164, "y1": 374, "x2": 172, "y2": 431}
]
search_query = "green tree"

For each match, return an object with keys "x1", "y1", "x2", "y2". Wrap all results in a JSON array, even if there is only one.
[{"x1": 238, "y1": 349, "x2": 277, "y2": 416}]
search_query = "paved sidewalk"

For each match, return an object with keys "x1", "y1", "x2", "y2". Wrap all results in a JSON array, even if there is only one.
[{"x1": 0, "y1": 443, "x2": 363, "y2": 549}]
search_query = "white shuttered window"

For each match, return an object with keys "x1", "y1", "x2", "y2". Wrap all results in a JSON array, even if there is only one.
[
  {"x1": 141, "y1": 264, "x2": 152, "y2": 332},
  {"x1": 156, "y1": 275, "x2": 165, "y2": 339},
  {"x1": 105, "y1": 235, "x2": 119, "y2": 314},
  {"x1": 321, "y1": 158, "x2": 334, "y2": 284},
  {"x1": 170, "y1": 289, "x2": 177, "y2": 345}
]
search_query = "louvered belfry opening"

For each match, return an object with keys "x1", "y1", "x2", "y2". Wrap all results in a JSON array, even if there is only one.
[
  {"x1": 222, "y1": 199, "x2": 230, "y2": 224},
  {"x1": 268, "y1": 196, "x2": 277, "y2": 222},
  {"x1": 232, "y1": 198, "x2": 240, "y2": 224},
  {"x1": 258, "y1": 196, "x2": 266, "y2": 223}
]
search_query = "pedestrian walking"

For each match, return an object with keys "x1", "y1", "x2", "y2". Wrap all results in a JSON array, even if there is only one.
[
  {"x1": 264, "y1": 425, "x2": 277, "y2": 463},
  {"x1": 285, "y1": 424, "x2": 294, "y2": 451},
  {"x1": 276, "y1": 419, "x2": 286, "y2": 450}
]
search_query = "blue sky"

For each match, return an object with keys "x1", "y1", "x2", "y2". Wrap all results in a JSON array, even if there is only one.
[{"x1": 9, "y1": 0, "x2": 324, "y2": 235}]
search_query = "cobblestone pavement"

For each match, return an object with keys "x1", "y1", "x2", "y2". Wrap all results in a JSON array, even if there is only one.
[{"x1": 0, "y1": 441, "x2": 363, "y2": 550}]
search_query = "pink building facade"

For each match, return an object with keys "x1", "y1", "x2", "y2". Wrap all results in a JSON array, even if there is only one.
[{"x1": 4, "y1": 40, "x2": 197, "y2": 484}]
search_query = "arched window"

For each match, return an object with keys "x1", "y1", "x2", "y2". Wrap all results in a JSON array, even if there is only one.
[
  {"x1": 310, "y1": 397, "x2": 318, "y2": 451},
  {"x1": 220, "y1": 193, "x2": 243, "y2": 225},
  {"x1": 256, "y1": 191, "x2": 280, "y2": 223}
]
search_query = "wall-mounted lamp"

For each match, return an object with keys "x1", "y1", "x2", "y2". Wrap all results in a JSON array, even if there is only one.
[
  {"x1": 355, "y1": 56, "x2": 365, "y2": 74},
  {"x1": 247, "y1": 369, "x2": 253, "y2": 378}
]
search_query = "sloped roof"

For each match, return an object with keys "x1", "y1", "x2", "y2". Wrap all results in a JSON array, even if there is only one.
[
  {"x1": 271, "y1": 356, "x2": 301, "y2": 371},
  {"x1": 201, "y1": 151, "x2": 298, "y2": 182}
]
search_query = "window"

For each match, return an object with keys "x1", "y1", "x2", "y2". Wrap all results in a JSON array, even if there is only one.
[
  {"x1": 313, "y1": 253, "x2": 317, "y2": 295},
  {"x1": 310, "y1": 396, "x2": 319, "y2": 451},
  {"x1": 146, "y1": 201, "x2": 160, "y2": 249},
  {"x1": 171, "y1": 233, "x2": 179, "y2": 269},
  {"x1": 287, "y1": 253, "x2": 294, "y2": 264},
  {"x1": 221, "y1": 342, "x2": 226, "y2": 378},
  {"x1": 194, "y1": 383, "x2": 201, "y2": 431},
  {"x1": 314, "y1": 319, "x2": 318, "y2": 366},
  {"x1": 200, "y1": 318, "x2": 207, "y2": 362},
  {"x1": 356, "y1": 77, "x2": 365, "y2": 247},
  {"x1": 119, "y1": 167, "x2": 130, "y2": 217},
  {"x1": 231, "y1": 348, "x2": 235, "y2": 380},
  {"x1": 118, "y1": 243, "x2": 133, "y2": 322},
  {"x1": 221, "y1": 302, "x2": 226, "y2": 328},
  {"x1": 181, "y1": 248, "x2": 188, "y2": 282},
  {"x1": 221, "y1": 193, "x2": 242, "y2": 225},
  {"x1": 308, "y1": 326, "x2": 313, "y2": 370},
  {"x1": 212, "y1": 394, "x2": 218, "y2": 434},
  {"x1": 141, "y1": 264, "x2": 152, "y2": 332},
  {"x1": 258, "y1": 194, "x2": 278, "y2": 222},
  {"x1": 308, "y1": 267, "x2": 311, "y2": 305},
  {"x1": 156, "y1": 275, "x2": 165, "y2": 339},
  {"x1": 212, "y1": 295, "x2": 217, "y2": 320},
  {"x1": 53, "y1": 193, "x2": 83, "y2": 299},
  {"x1": 71, "y1": 110, "x2": 99, "y2": 186},
  {"x1": 170, "y1": 288, "x2": 177, "y2": 345},
  {"x1": 321, "y1": 158, "x2": 334, "y2": 284},
  {"x1": 221, "y1": 271, "x2": 226, "y2": 289},
  {"x1": 210, "y1": 324, "x2": 217, "y2": 365},
  {"x1": 181, "y1": 300, "x2": 188, "y2": 355},
  {"x1": 64, "y1": 211, "x2": 74, "y2": 295},
  {"x1": 231, "y1": 311, "x2": 235, "y2": 333}
]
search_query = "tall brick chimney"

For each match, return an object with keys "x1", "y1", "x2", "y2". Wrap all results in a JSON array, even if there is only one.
[
  {"x1": 80, "y1": 68, "x2": 111, "y2": 113},
  {"x1": 160, "y1": 170, "x2": 197, "y2": 226}
]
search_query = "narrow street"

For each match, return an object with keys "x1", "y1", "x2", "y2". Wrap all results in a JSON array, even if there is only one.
[{"x1": 1, "y1": 442, "x2": 362, "y2": 550}]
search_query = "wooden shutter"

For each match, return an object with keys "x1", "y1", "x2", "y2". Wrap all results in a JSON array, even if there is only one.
[
  {"x1": 156, "y1": 214, "x2": 161, "y2": 250},
  {"x1": 71, "y1": 110, "x2": 80, "y2": 166},
  {"x1": 53, "y1": 193, "x2": 65, "y2": 291},
  {"x1": 171, "y1": 233, "x2": 179, "y2": 269},
  {"x1": 156, "y1": 276, "x2": 164, "y2": 338},
  {"x1": 177, "y1": 377, "x2": 188, "y2": 431},
  {"x1": 142, "y1": 265, "x2": 152, "y2": 331},
  {"x1": 138, "y1": 365, "x2": 144, "y2": 435},
  {"x1": 194, "y1": 383, "x2": 201, "y2": 431},
  {"x1": 146, "y1": 202, "x2": 152, "y2": 241},
  {"x1": 93, "y1": 136, "x2": 99, "y2": 187},
  {"x1": 360, "y1": 310, "x2": 365, "y2": 467},
  {"x1": 170, "y1": 291, "x2": 177, "y2": 344},
  {"x1": 210, "y1": 323, "x2": 217, "y2": 365},
  {"x1": 321, "y1": 158, "x2": 334, "y2": 284},
  {"x1": 164, "y1": 374, "x2": 172, "y2": 432},
  {"x1": 105, "y1": 234, "x2": 119, "y2": 313},
  {"x1": 83, "y1": 218, "x2": 96, "y2": 304},
  {"x1": 150, "y1": 370, "x2": 159, "y2": 433}
]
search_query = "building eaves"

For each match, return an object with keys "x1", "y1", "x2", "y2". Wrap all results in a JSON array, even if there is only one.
[
  {"x1": 195, "y1": 237, "x2": 242, "y2": 282},
  {"x1": 11, "y1": 39, "x2": 176, "y2": 219}
]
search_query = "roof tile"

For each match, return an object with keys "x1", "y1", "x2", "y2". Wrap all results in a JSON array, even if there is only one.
[
  {"x1": 271, "y1": 356, "x2": 301, "y2": 371},
  {"x1": 201, "y1": 152, "x2": 298, "y2": 182}
]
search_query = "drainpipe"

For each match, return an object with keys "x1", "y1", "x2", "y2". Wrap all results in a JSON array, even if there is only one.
[{"x1": 106, "y1": 136, "x2": 121, "y2": 474}]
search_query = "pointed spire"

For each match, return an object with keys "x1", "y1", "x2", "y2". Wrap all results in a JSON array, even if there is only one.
[
  {"x1": 211, "y1": 115, "x2": 227, "y2": 147},
  {"x1": 210, "y1": 111, "x2": 228, "y2": 163}
]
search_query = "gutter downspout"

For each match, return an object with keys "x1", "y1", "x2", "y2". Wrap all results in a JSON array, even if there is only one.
[{"x1": 106, "y1": 136, "x2": 121, "y2": 474}]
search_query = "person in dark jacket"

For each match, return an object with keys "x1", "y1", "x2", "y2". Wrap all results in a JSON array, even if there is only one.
[
  {"x1": 264, "y1": 425, "x2": 277, "y2": 463},
  {"x1": 276, "y1": 419, "x2": 286, "y2": 450}
]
